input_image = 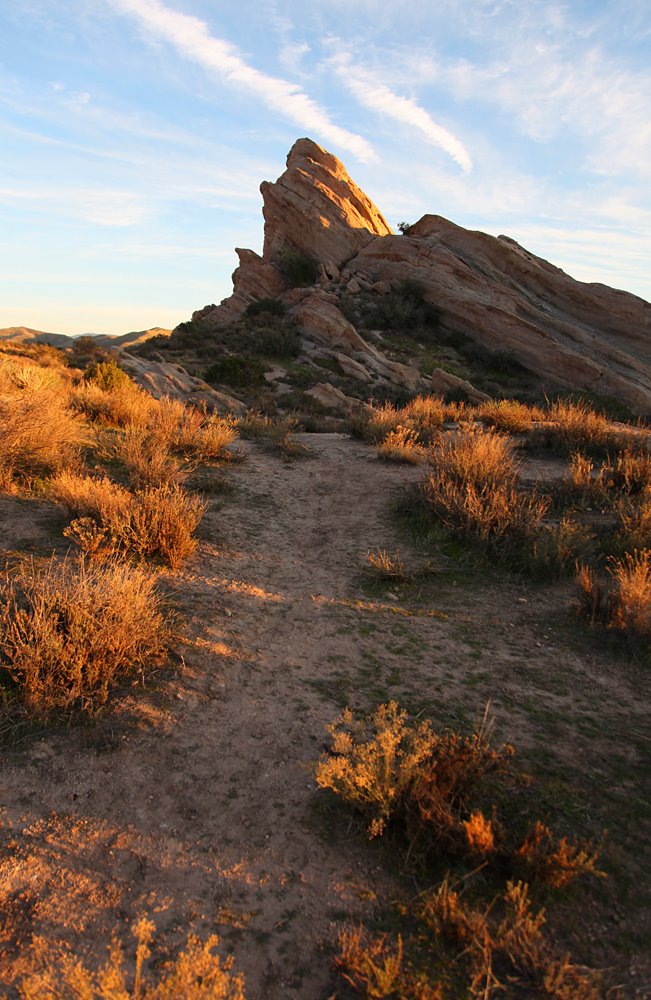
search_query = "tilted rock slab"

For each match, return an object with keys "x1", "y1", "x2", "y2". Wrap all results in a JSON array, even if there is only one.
[
  {"x1": 202, "y1": 138, "x2": 392, "y2": 326},
  {"x1": 344, "y1": 215, "x2": 651, "y2": 413}
]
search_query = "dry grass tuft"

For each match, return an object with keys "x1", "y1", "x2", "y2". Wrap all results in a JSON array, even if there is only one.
[
  {"x1": 608, "y1": 549, "x2": 651, "y2": 636},
  {"x1": 420, "y1": 426, "x2": 550, "y2": 553},
  {"x1": 72, "y1": 380, "x2": 157, "y2": 429},
  {"x1": 532, "y1": 398, "x2": 646, "y2": 456},
  {"x1": 516, "y1": 821, "x2": 604, "y2": 889},
  {"x1": 153, "y1": 400, "x2": 240, "y2": 463},
  {"x1": 377, "y1": 426, "x2": 425, "y2": 464},
  {"x1": 475, "y1": 398, "x2": 542, "y2": 433},
  {"x1": 50, "y1": 472, "x2": 206, "y2": 568},
  {"x1": 98, "y1": 427, "x2": 186, "y2": 488},
  {"x1": 335, "y1": 926, "x2": 408, "y2": 999},
  {"x1": 429, "y1": 425, "x2": 518, "y2": 488},
  {"x1": 350, "y1": 396, "x2": 447, "y2": 447},
  {"x1": 18, "y1": 916, "x2": 245, "y2": 998},
  {"x1": 0, "y1": 558, "x2": 169, "y2": 717},
  {"x1": 237, "y1": 410, "x2": 309, "y2": 458},
  {"x1": 576, "y1": 550, "x2": 651, "y2": 639},
  {"x1": 416, "y1": 878, "x2": 602, "y2": 999},
  {"x1": 366, "y1": 548, "x2": 410, "y2": 582}
]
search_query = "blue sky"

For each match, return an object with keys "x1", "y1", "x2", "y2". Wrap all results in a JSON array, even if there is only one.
[{"x1": 1, "y1": 0, "x2": 650, "y2": 335}]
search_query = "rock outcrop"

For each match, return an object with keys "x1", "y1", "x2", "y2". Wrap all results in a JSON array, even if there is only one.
[
  {"x1": 202, "y1": 138, "x2": 392, "y2": 326},
  {"x1": 190, "y1": 137, "x2": 651, "y2": 414},
  {"x1": 344, "y1": 216, "x2": 651, "y2": 412}
]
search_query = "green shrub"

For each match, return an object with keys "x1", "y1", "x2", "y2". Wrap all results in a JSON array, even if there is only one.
[
  {"x1": 83, "y1": 359, "x2": 132, "y2": 392},
  {"x1": 205, "y1": 356, "x2": 265, "y2": 388},
  {"x1": 244, "y1": 297, "x2": 286, "y2": 318},
  {"x1": 279, "y1": 247, "x2": 319, "y2": 287}
]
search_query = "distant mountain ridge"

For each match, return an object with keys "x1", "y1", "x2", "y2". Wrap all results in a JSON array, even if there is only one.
[{"x1": 0, "y1": 326, "x2": 171, "y2": 349}]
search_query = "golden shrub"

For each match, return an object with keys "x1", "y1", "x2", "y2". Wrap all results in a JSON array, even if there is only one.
[
  {"x1": 50, "y1": 473, "x2": 206, "y2": 568},
  {"x1": 0, "y1": 558, "x2": 169, "y2": 717},
  {"x1": 18, "y1": 916, "x2": 245, "y2": 999}
]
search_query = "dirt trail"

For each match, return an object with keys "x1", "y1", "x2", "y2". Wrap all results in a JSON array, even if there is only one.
[{"x1": 2, "y1": 434, "x2": 650, "y2": 996}]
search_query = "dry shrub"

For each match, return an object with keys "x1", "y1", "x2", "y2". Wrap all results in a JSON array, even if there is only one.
[
  {"x1": 429, "y1": 425, "x2": 518, "y2": 488},
  {"x1": 516, "y1": 821, "x2": 604, "y2": 889},
  {"x1": 367, "y1": 548, "x2": 410, "y2": 582},
  {"x1": 316, "y1": 702, "x2": 439, "y2": 839},
  {"x1": 18, "y1": 916, "x2": 245, "y2": 998},
  {"x1": 399, "y1": 395, "x2": 447, "y2": 442},
  {"x1": 417, "y1": 879, "x2": 601, "y2": 999},
  {"x1": 349, "y1": 402, "x2": 403, "y2": 444},
  {"x1": 599, "y1": 448, "x2": 651, "y2": 496},
  {"x1": 50, "y1": 472, "x2": 206, "y2": 568},
  {"x1": 608, "y1": 549, "x2": 651, "y2": 637},
  {"x1": 423, "y1": 474, "x2": 550, "y2": 550},
  {"x1": 533, "y1": 399, "x2": 645, "y2": 455},
  {"x1": 0, "y1": 362, "x2": 86, "y2": 487},
  {"x1": 335, "y1": 926, "x2": 407, "y2": 999},
  {"x1": 527, "y1": 518, "x2": 595, "y2": 577},
  {"x1": 576, "y1": 550, "x2": 651, "y2": 639},
  {"x1": 98, "y1": 427, "x2": 186, "y2": 488},
  {"x1": 569, "y1": 452, "x2": 596, "y2": 493},
  {"x1": 237, "y1": 410, "x2": 308, "y2": 457},
  {"x1": 317, "y1": 703, "x2": 601, "y2": 889},
  {"x1": 615, "y1": 494, "x2": 651, "y2": 552},
  {"x1": 72, "y1": 380, "x2": 156, "y2": 429},
  {"x1": 0, "y1": 558, "x2": 169, "y2": 717},
  {"x1": 152, "y1": 400, "x2": 239, "y2": 463},
  {"x1": 421, "y1": 426, "x2": 549, "y2": 551},
  {"x1": 378, "y1": 426, "x2": 425, "y2": 464},
  {"x1": 475, "y1": 399, "x2": 542, "y2": 433},
  {"x1": 350, "y1": 396, "x2": 446, "y2": 447}
]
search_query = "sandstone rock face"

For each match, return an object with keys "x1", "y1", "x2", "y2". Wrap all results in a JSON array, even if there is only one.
[
  {"x1": 288, "y1": 289, "x2": 420, "y2": 390},
  {"x1": 344, "y1": 216, "x2": 651, "y2": 413},
  {"x1": 196, "y1": 137, "x2": 651, "y2": 414},
  {"x1": 207, "y1": 138, "x2": 392, "y2": 326},
  {"x1": 261, "y1": 138, "x2": 392, "y2": 268}
]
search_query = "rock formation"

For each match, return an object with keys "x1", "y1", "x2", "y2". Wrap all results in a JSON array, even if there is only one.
[{"x1": 192, "y1": 137, "x2": 650, "y2": 414}]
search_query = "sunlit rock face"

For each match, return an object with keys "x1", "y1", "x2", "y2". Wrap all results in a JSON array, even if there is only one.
[
  {"x1": 199, "y1": 137, "x2": 651, "y2": 414},
  {"x1": 202, "y1": 138, "x2": 391, "y2": 326},
  {"x1": 260, "y1": 137, "x2": 393, "y2": 269}
]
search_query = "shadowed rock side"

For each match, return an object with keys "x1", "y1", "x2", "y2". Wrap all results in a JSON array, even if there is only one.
[{"x1": 198, "y1": 138, "x2": 651, "y2": 414}]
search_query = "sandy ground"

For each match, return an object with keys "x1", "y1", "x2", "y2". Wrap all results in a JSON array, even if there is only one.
[{"x1": 1, "y1": 434, "x2": 650, "y2": 997}]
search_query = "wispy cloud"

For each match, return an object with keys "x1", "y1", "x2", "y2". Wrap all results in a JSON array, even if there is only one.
[
  {"x1": 329, "y1": 53, "x2": 472, "y2": 172},
  {"x1": 0, "y1": 185, "x2": 150, "y2": 226},
  {"x1": 107, "y1": 0, "x2": 376, "y2": 162}
]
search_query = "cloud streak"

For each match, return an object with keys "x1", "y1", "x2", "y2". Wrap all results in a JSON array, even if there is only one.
[
  {"x1": 331, "y1": 55, "x2": 472, "y2": 172},
  {"x1": 107, "y1": 0, "x2": 375, "y2": 162}
]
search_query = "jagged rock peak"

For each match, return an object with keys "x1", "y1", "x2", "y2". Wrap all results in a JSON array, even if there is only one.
[{"x1": 260, "y1": 137, "x2": 392, "y2": 270}]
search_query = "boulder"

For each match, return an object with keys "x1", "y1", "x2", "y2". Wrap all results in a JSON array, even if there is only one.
[{"x1": 430, "y1": 368, "x2": 489, "y2": 403}]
